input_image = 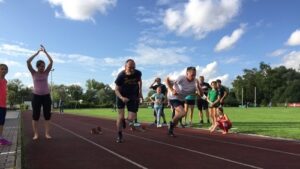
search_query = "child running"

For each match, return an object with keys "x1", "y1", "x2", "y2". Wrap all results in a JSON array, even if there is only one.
[
  {"x1": 210, "y1": 107, "x2": 232, "y2": 134},
  {"x1": 0, "y1": 63, "x2": 12, "y2": 146},
  {"x1": 150, "y1": 86, "x2": 165, "y2": 127}
]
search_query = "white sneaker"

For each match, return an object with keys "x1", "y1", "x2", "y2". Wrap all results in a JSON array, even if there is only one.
[{"x1": 157, "y1": 124, "x2": 162, "y2": 128}]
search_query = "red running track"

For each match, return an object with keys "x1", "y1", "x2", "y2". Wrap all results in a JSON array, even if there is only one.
[{"x1": 22, "y1": 111, "x2": 300, "y2": 169}]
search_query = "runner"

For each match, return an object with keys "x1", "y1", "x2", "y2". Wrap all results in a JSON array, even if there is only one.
[
  {"x1": 114, "y1": 59, "x2": 143, "y2": 143},
  {"x1": 165, "y1": 66, "x2": 202, "y2": 137},
  {"x1": 27, "y1": 45, "x2": 53, "y2": 140}
]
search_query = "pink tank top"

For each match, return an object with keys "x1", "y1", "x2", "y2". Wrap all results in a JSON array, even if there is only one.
[
  {"x1": 32, "y1": 72, "x2": 50, "y2": 95},
  {"x1": 0, "y1": 79, "x2": 7, "y2": 108}
]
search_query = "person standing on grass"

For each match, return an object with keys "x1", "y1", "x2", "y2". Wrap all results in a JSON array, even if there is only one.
[
  {"x1": 197, "y1": 76, "x2": 211, "y2": 124},
  {"x1": 210, "y1": 107, "x2": 232, "y2": 134},
  {"x1": 166, "y1": 66, "x2": 202, "y2": 137},
  {"x1": 207, "y1": 81, "x2": 220, "y2": 130},
  {"x1": 150, "y1": 86, "x2": 165, "y2": 127},
  {"x1": 59, "y1": 98, "x2": 64, "y2": 114},
  {"x1": 216, "y1": 79, "x2": 228, "y2": 107},
  {"x1": 0, "y1": 64, "x2": 12, "y2": 146},
  {"x1": 115, "y1": 59, "x2": 143, "y2": 143},
  {"x1": 184, "y1": 94, "x2": 196, "y2": 126},
  {"x1": 149, "y1": 77, "x2": 167, "y2": 125},
  {"x1": 27, "y1": 45, "x2": 53, "y2": 140}
]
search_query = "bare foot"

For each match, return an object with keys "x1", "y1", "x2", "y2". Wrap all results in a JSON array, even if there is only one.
[
  {"x1": 33, "y1": 135, "x2": 39, "y2": 140},
  {"x1": 45, "y1": 134, "x2": 52, "y2": 139},
  {"x1": 222, "y1": 131, "x2": 227, "y2": 134}
]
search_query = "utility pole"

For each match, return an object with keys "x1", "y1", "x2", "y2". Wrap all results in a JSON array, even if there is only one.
[
  {"x1": 242, "y1": 87, "x2": 244, "y2": 107},
  {"x1": 50, "y1": 69, "x2": 55, "y2": 108},
  {"x1": 254, "y1": 86, "x2": 256, "y2": 107}
]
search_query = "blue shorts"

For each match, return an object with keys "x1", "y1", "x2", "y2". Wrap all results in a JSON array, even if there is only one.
[{"x1": 0, "y1": 107, "x2": 7, "y2": 125}]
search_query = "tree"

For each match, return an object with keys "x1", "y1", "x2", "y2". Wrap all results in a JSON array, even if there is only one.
[{"x1": 7, "y1": 79, "x2": 24, "y2": 107}]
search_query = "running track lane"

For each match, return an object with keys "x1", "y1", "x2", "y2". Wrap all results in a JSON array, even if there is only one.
[{"x1": 22, "y1": 111, "x2": 300, "y2": 169}]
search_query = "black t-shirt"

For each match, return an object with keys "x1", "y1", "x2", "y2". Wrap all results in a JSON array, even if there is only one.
[
  {"x1": 150, "y1": 84, "x2": 167, "y2": 95},
  {"x1": 218, "y1": 85, "x2": 227, "y2": 98},
  {"x1": 115, "y1": 69, "x2": 142, "y2": 99},
  {"x1": 200, "y1": 82, "x2": 211, "y2": 96}
]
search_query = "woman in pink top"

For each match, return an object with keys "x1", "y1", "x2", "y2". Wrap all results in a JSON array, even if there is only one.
[
  {"x1": 27, "y1": 45, "x2": 53, "y2": 140},
  {"x1": 0, "y1": 63, "x2": 12, "y2": 145}
]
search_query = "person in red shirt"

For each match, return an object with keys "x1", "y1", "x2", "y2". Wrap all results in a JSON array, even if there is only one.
[
  {"x1": 210, "y1": 107, "x2": 232, "y2": 134},
  {"x1": 0, "y1": 63, "x2": 12, "y2": 146}
]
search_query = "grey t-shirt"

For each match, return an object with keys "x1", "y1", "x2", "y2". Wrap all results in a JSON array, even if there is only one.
[{"x1": 168, "y1": 75, "x2": 197, "y2": 101}]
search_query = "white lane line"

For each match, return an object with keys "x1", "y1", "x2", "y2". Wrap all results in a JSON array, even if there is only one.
[
  {"x1": 174, "y1": 132, "x2": 300, "y2": 157},
  {"x1": 51, "y1": 122, "x2": 148, "y2": 169},
  {"x1": 59, "y1": 116, "x2": 300, "y2": 157},
  {"x1": 101, "y1": 127, "x2": 263, "y2": 169},
  {"x1": 0, "y1": 151, "x2": 15, "y2": 155}
]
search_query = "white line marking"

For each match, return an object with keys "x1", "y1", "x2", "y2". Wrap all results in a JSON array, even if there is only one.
[
  {"x1": 101, "y1": 127, "x2": 263, "y2": 169},
  {"x1": 174, "y1": 132, "x2": 300, "y2": 157},
  {"x1": 51, "y1": 122, "x2": 148, "y2": 169},
  {"x1": 60, "y1": 116, "x2": 300, "y2": 157},
  {"x1": 0, "y1": 151, "x2": 15, "y2": 155}
]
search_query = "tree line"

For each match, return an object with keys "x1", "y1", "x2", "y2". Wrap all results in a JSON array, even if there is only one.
[{"x1": 7, "y1": 63, "x2": 300, "y2": 108}]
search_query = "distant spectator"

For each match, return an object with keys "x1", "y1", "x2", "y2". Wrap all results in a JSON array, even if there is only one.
[
  {"x1": 216, "y1": 79, "x2": 228, "y2": 107},
  {"x1": 149, "y1": 77, "x2": 167, "y2": 125}
]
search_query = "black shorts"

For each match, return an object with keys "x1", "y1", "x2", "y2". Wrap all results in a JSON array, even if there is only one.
[
  {"x1": 116, "y1": 97, "x2": 139, "y2": 113},
  {"x1": 32, "y1": 94, "x2": 52, "y2": 121},
  {"x1": 197, "y1": 99, "x2": 208, "y2": 110},
  {"x1": 169, "y1": 100, "x2": 185, "y2": 109},
  {"x1": 185, "y1": 99, "x2": 195, "y2": 105},
  {"x1": 0, "y1": 107, "x2": 7, "y2": 125}
]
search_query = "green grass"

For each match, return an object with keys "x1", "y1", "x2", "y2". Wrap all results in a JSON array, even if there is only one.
[{"x1": 60, "y1": 107, "x2": 300, "y2": 140}]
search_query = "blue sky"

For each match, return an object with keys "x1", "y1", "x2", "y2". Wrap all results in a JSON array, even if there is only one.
[{"x1": 1, "y1": 0, "x2": 300, "y2": 95}]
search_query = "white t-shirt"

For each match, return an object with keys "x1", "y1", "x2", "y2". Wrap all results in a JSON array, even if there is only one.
[{"x1": 168, "y1": 75, "x2": 197, "y2": 101}]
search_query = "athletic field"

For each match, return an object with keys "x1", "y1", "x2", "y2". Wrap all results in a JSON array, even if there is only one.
[{"x1": 59, "y1": 107, "x2": 300, "y2": 140}]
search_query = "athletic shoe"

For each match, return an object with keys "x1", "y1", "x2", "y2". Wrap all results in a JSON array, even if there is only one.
[
  {"x1": 0, "y1": 138, "x2": 12, "y2": 146},
  {"x1": 167, "y1": 129, "x2": 175, "y2": 137},
  {"x1": 116, "y1": 132, "x2": 123, "y2": 143},
  {"x1": 134, "y1": 122, "x2": 141, "y2": 127},
  {"x1": 162, "y1": 122, "x2": 168, "y2": 127},
  {"x1": 122, "y1": 119, "x2": 126, "y2": 129},
  {"x1": 157, "y1": 124, "x2": 162, "y2": 128},
  {"x1": 97, "y1": 126, "x2": 103, "y2": 134}
]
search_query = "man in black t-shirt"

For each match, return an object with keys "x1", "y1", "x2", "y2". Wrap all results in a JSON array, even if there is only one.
[
  {"x1": 197, "y1": 76, "x2": 211, "y2": 124},
  {"x1": 115, "y1": 59, "x2": 143, "y2": 143},
  {"x1": 149, "y1": 77, "x2": 167, "y2": 125},
  {"x1": 216, "y1": 79, "x2": 228, "y2": 107}
]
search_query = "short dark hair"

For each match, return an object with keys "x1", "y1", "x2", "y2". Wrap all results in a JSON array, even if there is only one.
[
  {"x1": 36, "y1": 60, "x2": 45, "y2": 67},
  {"x1": 216, "y1": 79, "x2": 221, "y2": 83},
  {"x1": 0, "y1": 64, "x2": 8, "y2": 72},
  {"x1": 187, "y1": 66, "x2": 196, "y2": 71}
]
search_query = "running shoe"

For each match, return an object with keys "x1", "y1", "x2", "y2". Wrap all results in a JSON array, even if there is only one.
[{"x1": 0, "y1": 138, "x2": 12, "y2": 146}]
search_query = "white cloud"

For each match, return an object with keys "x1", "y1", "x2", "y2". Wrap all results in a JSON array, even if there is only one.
[
  {"x1": 48, "y1": 0, "x2": 117, "y2": 21},
  {"x1": 281, "y1": 51, "x2": 300, "y2": 71},
  {"x1": 224, "y1": 57, "x2": 239, "y2": 64},
  {"x1": 0, "y1": 59, "x2": 22, "y2": 67},
  {"x1": 0, "y1": 44, "x2": 34, "y2": 57},
  {"x1": 215, "y1": 24, "x2": 245, "y2": 52},
  {"x1": 133, "y1": 44, "x2": 190, "y2": 65},
  {"x1": 269, "y1": 49, "x2": 288, "y2": 57},
  {"x1": 163, "y1": 0, "x2": 241, "y2": 39},
  {"x1": 286, "y1": 29, "x2": 300, "y2": 46},
  {"x1": 13, "y1": 72, "x2": 31, "y2": 78}
]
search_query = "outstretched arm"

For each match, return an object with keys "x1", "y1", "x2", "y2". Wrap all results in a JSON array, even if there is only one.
[
  {"x1": 27, "y1": 48, "x2": 41, "y2": 74},
  {"x1": 41, "y1": 45, "x2": 53, "y2": 73}
]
